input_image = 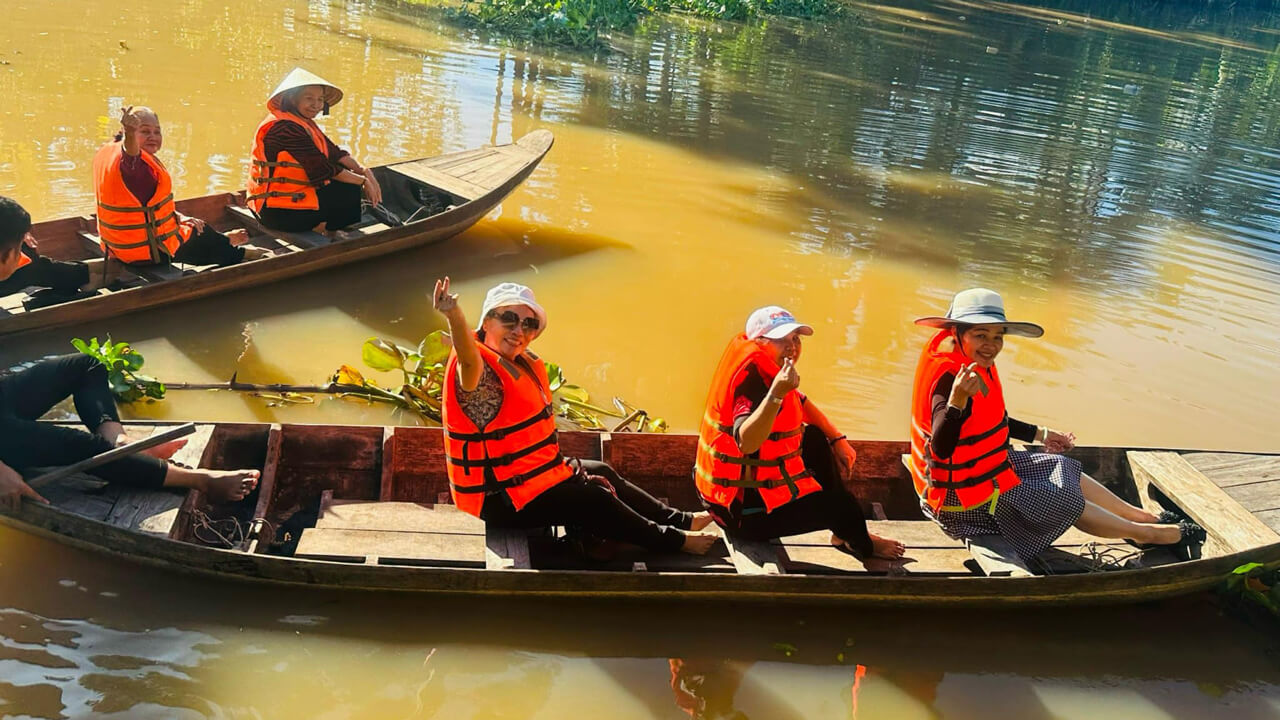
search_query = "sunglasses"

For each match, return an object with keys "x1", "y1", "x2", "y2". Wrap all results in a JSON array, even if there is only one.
[{"x1": 487, "y1": 310, "x2": 540, "y2": 333}]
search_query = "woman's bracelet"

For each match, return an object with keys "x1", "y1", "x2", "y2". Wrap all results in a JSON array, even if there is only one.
[
  {"x1": 1037, "y1": 426, "x2": 1049, "y2": 443},
  {"x1": 828, "y1": 434, "x2": 847, "y2": 446}
]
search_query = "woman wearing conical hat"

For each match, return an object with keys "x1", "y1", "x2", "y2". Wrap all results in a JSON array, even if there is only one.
[{"x1": 247, "y1": 68, "x2": 383, "y2": 234}]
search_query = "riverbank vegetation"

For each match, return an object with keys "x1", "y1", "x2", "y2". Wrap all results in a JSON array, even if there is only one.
[{"x1": 431, "y1": 0, "x2": 838, "y2": 49}]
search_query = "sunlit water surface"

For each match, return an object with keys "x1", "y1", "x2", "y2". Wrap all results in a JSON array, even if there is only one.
[{"x1": 2, "y1": 0, "x2": 1280, "y2": 716}]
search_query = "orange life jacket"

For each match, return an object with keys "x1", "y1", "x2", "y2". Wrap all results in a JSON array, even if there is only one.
[
  {"x1": 15, "y1": 249, "x2": 32, "y2": 269},
  {"x1": 694, "y1": 334, "x2": 821, "y2": 512},
  {"x1": 441, "y1": 338, "x2": 573, "y2": 517},
  {"x1": 92, "y1": 141, "x2": 192, "y2": 264},
  {"x1": 247, "y1": 110, "x2": 331, "y2": 214},
  {"x1": 909, "y1": 329, "x2": 1021, "y2": 513}
]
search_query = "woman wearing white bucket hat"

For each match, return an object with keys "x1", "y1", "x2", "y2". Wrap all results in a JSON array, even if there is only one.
[
  {"x1": 247, "y1": 68, "x2": 382, "y2": 234},
  {"x1": 430, "y1": 277, "x2": 719, "y2": 556},
  {"x1": 908, "y1": 288, "x2": 1205, "y2": 562}
]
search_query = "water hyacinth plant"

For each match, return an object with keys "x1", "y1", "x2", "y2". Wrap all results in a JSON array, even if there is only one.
[
  {"x1": 332, "y1": 330, "x2": 667, "y2": 431},
  {"x1": 71, "y1": 337, "x2": 166, "y2": 403}
]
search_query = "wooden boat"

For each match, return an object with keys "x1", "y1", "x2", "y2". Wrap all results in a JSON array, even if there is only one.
[
  {"x1": 2, "y1": 421, "x2": 1277, "y2": 606},
  {"x1": 0, "y1": 130, "x2": 554, "y2": 337}
]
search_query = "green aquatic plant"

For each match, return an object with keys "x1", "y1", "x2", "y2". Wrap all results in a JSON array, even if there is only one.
[
  {"x1": 70, "y1": 337, "x2": 166, "y2": 403},
  {"x1": 1222, "y1": 562, "x2": 1280, "y2": 616},
  {"x1": 440, "y1": 0, "x2": 839, "y2": 50},
  {"x1": 333, "y1": 330, "x2": 666, "y2": 431}
]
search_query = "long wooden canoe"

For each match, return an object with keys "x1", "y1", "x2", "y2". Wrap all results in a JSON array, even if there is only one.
[
  {"x1": 2, "y1": 422, "x2": 1277, "y2": 606},
  {"x1": 0, "y1": 130, "x2": 554, "y2": 337}
]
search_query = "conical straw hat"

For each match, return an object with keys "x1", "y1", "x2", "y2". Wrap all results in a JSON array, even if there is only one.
[{"x1": 266, "y1": 68, "x2": 343, "y2": 113}]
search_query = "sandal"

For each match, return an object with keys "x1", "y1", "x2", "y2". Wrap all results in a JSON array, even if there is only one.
[{"x1": 1125, "y1": 520, "x2": 1206, "y2": 553}]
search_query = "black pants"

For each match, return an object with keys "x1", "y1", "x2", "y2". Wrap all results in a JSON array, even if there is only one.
[
  {"x1": 171, "y1": 226, "x2": 245, "y2": 267},
  {"x1": 257, "y1": 181, "x2": 362, "y2": 233},
  {"x1": 481, "y1": 459, "x2": 692, "y2": 553},
  {"x1": 0, "y1": 247, "x2": 89, "y2": 296},
  {"x1": 706, "y1": 425, "x2": 874, "y2": 557},
  {"x1": 0, "y1": 354, "x2": 167, "y2": 488}
]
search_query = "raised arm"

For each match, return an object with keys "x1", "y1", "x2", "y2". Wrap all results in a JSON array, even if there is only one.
[
  {"x1": 119, "y1": 106, "x2": 141, "y2": 156},
  {"x1": 737, "y1": 358, "x2": 799, "y2": 454},
  {"x1": 432, "y1": 277, "x2": 483, "y2": 391}
]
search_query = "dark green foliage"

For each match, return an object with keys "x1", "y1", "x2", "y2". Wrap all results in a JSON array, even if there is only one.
[
  {"x1": 446, "y1": 0, "x2": 837, "y2": 50},
  {"x1": 70, "y1": 337, "x2": 166, "y2": 403}
]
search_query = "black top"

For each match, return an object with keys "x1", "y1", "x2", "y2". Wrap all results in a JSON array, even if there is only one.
[{"x1": 929, "y1": 371, "x2": 1037, "y2": 458}]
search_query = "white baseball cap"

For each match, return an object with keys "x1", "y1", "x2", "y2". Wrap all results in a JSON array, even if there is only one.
[
  {"x1": 477, "y1": 282, "x2": 548, "y2": 338},
  {"x1": 745, "y1": 306, "x2": 814, "y2": 340}
]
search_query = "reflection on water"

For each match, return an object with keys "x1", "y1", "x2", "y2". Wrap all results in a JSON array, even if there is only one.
[
  {"x1": 1, "y1": 525, "x2": 1278, "y2": 719},
  {"x1": 3, "y1": 0, "x2": 1280, "y2": 716}
]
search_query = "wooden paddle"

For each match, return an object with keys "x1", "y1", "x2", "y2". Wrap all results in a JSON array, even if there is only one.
[{"x1": 28, "y1": 422, "x2": 197, "y2": 490}]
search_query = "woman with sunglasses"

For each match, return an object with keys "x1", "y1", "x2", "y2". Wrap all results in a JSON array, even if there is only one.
[{"x1": 432, "y1": 278, "x2": 719, "y2": 556}]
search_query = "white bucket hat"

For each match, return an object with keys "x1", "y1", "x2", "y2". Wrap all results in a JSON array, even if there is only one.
[
  {"x1": 914, "y1": 288, "x2": 1044, "y2": 338},
  {"x1": 267, "y1": 68, "x2": 343, "y2": 114},
  {"x1": 745, "y1": 306, "x2": 814, "y2": 340},
  {"x1": 477, "y1": 282, "x2": 548, "y2": 339}
]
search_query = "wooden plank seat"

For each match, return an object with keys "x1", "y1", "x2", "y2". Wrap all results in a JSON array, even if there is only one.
[
  {"x1": 225, "y1": 205, "x2": 328, "y2": 249},
  {"x1": 1129, "y1": 451, "x2": 1280, "y2": 557},
  {"x1": 77, "y1": 231, "x2": 188, "y2": 283}
]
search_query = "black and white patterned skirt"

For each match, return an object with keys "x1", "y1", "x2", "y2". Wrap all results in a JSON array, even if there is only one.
[{"x1": 923, "y1": 450, "x2": 1086, "y2": 561}]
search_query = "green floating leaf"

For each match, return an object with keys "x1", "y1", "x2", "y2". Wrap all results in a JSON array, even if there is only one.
[
  {"x1": 1232, "y1": 563, "x2": 1265, "y2": 575},
  {"x1": 418, "y1": 330, "x2": 451, "y2": 366},
  {"x1": 363, "y1": 337, "x2": 407, "y2": 372},
  {"x1": 545, "y1": 362, "x2": 565, "y2": 391},
  {"x1": 556, "y1": 384, "x2": 589, "y2": 404}
]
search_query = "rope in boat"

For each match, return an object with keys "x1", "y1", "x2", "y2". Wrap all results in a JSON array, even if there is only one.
[{"x1": 190, "y1": 508, "x2": 275, "y2": 551}]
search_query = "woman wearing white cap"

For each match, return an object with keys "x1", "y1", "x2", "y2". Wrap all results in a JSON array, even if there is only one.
[
  {"x1": 431, "y1": 277, "x2": 719, "y2": 556},
  {"x1": 694, "y1": 306, "x2": 905, "y2": 562},
  {"x1": 247, "y1": 68, "x2": 382, "y2": 234},
  {"x1": 909, "y1": 288, "x2": 1205, "y2": 562}
]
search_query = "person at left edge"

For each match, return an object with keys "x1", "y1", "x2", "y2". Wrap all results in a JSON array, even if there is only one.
[
  {"x1": 93, "y1": 105, "x2": 259, "y2": 267},
  {"x1": 0, "y1": 199, "x2": 96, "y2": 298},
  {"x1": 0, "y1": 196, "x2": 262, "y2": 513}
]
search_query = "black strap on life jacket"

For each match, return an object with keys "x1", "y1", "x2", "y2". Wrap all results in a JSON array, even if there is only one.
[
  {"x1": 446, "y1": 432, "x2": 558, "y2": 470},
  {"x1": 446, "y1": 404, "x2": 554, "y2": 443},
  {"x1": 449, "y1": 454, "x2": 567, "y2": 494}
]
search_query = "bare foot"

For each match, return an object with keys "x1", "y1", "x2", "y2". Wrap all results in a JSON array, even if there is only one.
[
  {"x1": 201, "y1": 470, "x2": 260, "y2": 504},
  {"x1": 870, "y1": 533, "x2": 906, "y2": 559},
  {"x1": 227, "y1": 228, "x2": 251, "y2": 246},
  {"x1": 689, "y1": 512, "x2": 715, "y2": 531},
  {"x1": 680, "y1": 531, "x2": 719, "y2": 555}
]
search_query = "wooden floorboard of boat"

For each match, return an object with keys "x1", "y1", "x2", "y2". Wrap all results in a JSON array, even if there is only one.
[
  {"x1": 420, "y1": 146, "x2": 499, "y2": 171},
  {"x1": 296, "y1": 527, "x2": 486, "y2": 567},
  {"x1": 1130, "y1": 450, "x2": 1280, "y2": 556},
  {"x1": 388, "y1": 162, "x2": 489, "y2": 200},
  {"x1": 316, "y1": 499, "x2": 483, "y2": 534}
]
